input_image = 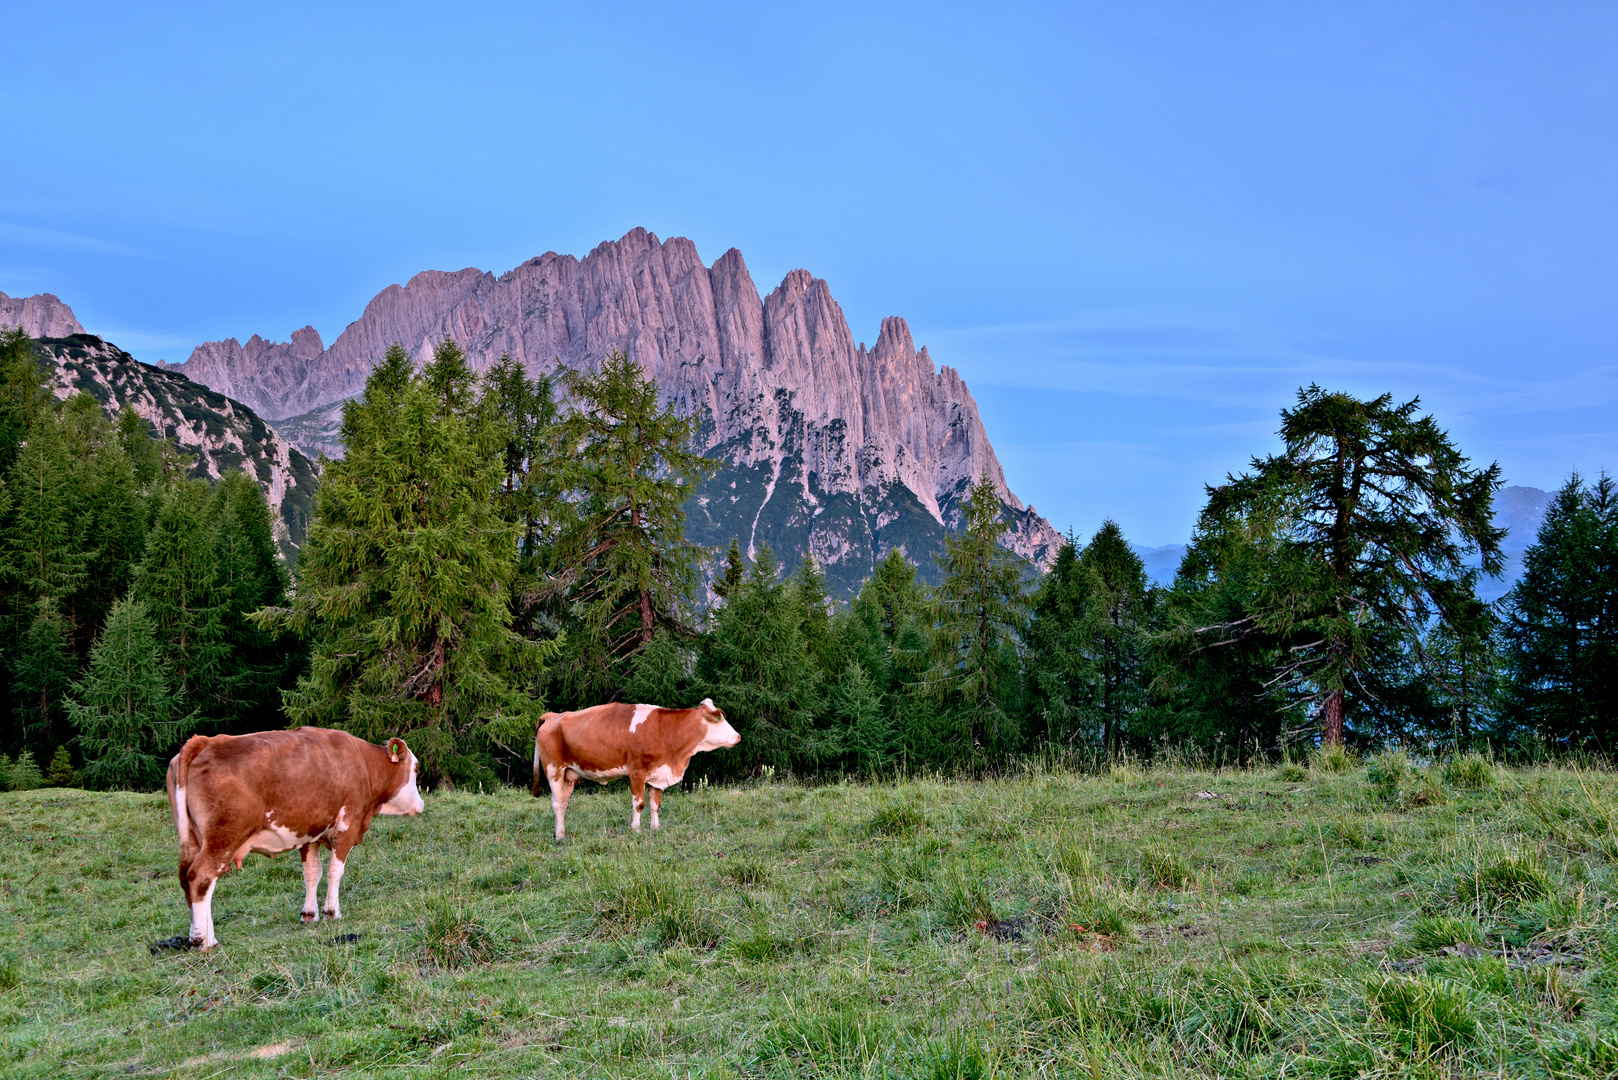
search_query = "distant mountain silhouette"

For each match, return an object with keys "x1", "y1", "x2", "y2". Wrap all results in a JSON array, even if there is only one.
[{"x1": 1129, "y1": 484, "x2": 1554, "y2": 601}]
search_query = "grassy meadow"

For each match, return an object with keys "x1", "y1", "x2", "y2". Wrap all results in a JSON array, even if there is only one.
[{"x1": 4, "y1": 756, "x2": 1618, "y2": 1078}]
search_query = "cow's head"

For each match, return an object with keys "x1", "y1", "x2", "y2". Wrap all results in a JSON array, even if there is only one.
[
  {"x1": 694, "y1": 698, "x2": 741, "y2": 752},
  {"x1": 379, "y1": 738, "x2": 426, "y2": 816}
]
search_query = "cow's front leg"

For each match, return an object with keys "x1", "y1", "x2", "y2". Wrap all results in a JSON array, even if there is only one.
[
  {"x1": 323, "y1": 849, "x2": 346, "y2": 921},
  {"x1": 300, "y1": 843, "x2": 323, "y2": 922},
  {"x1": 630, "y1": 775, "x2": 646, "y2": 832},
  {"x1": 649, "y1": 787, "x2": 662, "y2": 831}
]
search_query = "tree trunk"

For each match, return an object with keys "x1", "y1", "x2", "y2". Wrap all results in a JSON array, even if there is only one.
[{"x1": 1321, "y1": 689, "x2": 1345, "y2": 746}]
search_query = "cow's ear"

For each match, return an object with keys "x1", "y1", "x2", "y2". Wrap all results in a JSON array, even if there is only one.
[{"x1": 387, "y1": 738, "x2": 406, "y2": 763}]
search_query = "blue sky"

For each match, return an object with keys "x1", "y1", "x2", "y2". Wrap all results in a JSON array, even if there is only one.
[{"x1": 4, "y1": 2, "x2": 1615, "y2": 546}]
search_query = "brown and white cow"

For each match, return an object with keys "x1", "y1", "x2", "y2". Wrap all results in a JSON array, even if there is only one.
[
  {"x1": 532, "y1": 698, "x2": 740, "y2": 838},
  {"x1": 166, "y1": 727, "x2": 425, "y2": 950}
]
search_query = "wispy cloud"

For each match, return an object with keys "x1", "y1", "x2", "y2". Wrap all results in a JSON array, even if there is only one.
[
  {"x1": 0, "y1": 222, "x2": 146, "y2": 258},
  {"x1": 926, "y1": 317, "x2": 1618, "y2": 421}
]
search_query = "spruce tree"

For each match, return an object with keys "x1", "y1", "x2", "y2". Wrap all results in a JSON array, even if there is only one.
[
  {"x1": 1152, "y1": 506, "x2": 1299, "y2": 758},
  {"x1": 713, "y1": 539, "x2": 747, "y2": 602},
  {"x1": 0, "y1": 328, "x2": 47, "y2": 479},
  {"x1": 1024, "y1": 536, "x2": 1088, "y2": 745},
  {"x1": 485, "y1": 355, "x2": 568, "y2": 640},
  {"x1": 790, "y1": 553, "x2": 834, "y2": 672},
  {"x1": 207, "y1": 472, "x2": 297, "y2": 731},
  {"x1": 11, "y1": 598, "x2": 75, "y2": 750},
  {"x1": 828, "y1": 659, "x2": 894, "y2": 773},
  {"x1": 264, "y1": 341, "x2": 546, "y2": 782},
  {"x1": 134, "y1": 478, "x2": 227, "y2": 717},
  {"x1": 69, "y1": 598, "x2": 193, "y2": 790},
  {"x1": 924, "y1": 472, "x2": 1031, "y2": 758},
  {"x1": 1501, "y1": 473, "x2": 1618, "y2": 751},
  {"x1": 699, "y1": 545, "x2": 813, "y2": 772}
]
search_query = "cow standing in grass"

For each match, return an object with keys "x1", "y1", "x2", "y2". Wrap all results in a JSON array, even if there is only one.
[
  {"x1": 166, "y1": 728, "x2": 425, "y2": 950},
  {"x1": 532, "y1": 699, "x2": 740, "y2": 838}
]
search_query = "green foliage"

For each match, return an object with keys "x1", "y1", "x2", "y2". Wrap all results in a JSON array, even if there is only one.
[
  {"x1": 619, "y1": 629, "x2": 696, "y2": 708},
  {"x1": 68, "y1": 598, "x2": 194, "y2": 790},
  {"x1": 0, "y1": 749, "x2": 45, "y2": 791},
  {"x1": 1192, "y1": 386, "x2": 1504, "y2": 747},
  {"x1": 1501, "y1": 473, "x2": 1618, "y2": 753},
  {"x1": 1364, "y1": 974, "x2": 1477, "y2": 1051},
  {"x1": 1441, "y1": 752, "x2": 1496, "y2": 789},
  {"x1": 699, "y1": 545, "x2": 812, "y2": 772},
  {"x1": 544, "y1": 350, "x2": 714, "y2": 703},
  {"x1": 45, "y1": 745, "x2": 76, "y2": 786},
  {"x1": 1026, "y1": 522, "x2": 1151, "y2": 753},
  {"x1": 133, "y1": 479, "x2": 228, "y2": 709},
  {"x1": 268, "y1": 341, "x2": 548, "y2": 783},
  {"x1": 924, "y1": 472, "x2": 1030, "y2": 759}
]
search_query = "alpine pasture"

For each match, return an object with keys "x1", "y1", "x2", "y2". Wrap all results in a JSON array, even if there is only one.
[{"x1": 4, "y1": 756, "x2": 1618, "y2": 1078}]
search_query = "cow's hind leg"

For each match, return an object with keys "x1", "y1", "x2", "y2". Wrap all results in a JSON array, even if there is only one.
[
  {"x1": 649, "y1": 787, "x2": 663, "y2": 831},
  {"x1": 630, "y1": 775, "x2": 647, "y2": 832},
  {"x1": 300, "y1": 843, "x2": 323, "y2": 922},
  {"x1": 324, "y1": 846, "x2": 347, "y2": 921},
  {"x1": 546, "y1": 765, "x2": 577, "y2": 840}
]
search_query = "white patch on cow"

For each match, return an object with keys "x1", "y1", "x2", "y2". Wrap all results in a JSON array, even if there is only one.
[
  {"x1": 701, "y1": 698, "x2": 715, "y2": 709},
  {"x1": 646, "y1": 763, "x2": 680, "y2": 789},
  {"x1": 240, "y1": 821, "x2": 315, "y2": 860},
  {"x1": 629, "y1": 704, "x2": 655, "y2": 732},
  {"x1": 573, "y1": 765, "x2": 629, "y2": 783},
  {"x1": 324, "y1": 853, "x2": 346, "y2": 919},
  {"x1": 379, "y1": 753, "x2": 425, "y2": 816},
  {"x1": 333, "y1": 806, "x2": 350, "y2": 834},
  {"x1": 191, "y1": 878, "x2": 218, "y2": 949}
]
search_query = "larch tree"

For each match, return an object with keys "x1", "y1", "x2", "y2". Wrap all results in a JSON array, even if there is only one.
[
  {"x1": 548, "y1": 350, "x2": 714, "y2": 702},
  {"x1": 1199, "y1": 386, "x2": 1503, "y2": 746}
]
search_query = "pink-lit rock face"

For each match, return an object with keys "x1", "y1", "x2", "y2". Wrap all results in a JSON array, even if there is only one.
[
  {"x1": 0, "y1": 291, "x2": 85, "y2": 339},
  {"x1": 173, "y1": 229, "x2": 1061, "y2": 584}
]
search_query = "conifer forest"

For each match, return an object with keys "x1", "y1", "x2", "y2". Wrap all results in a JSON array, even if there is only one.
[{"x1": 1, "y1": 325, "x2": 1614, "y2": 794}]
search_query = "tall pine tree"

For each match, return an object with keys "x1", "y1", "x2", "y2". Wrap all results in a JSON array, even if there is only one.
[
  {"x1": 264, "y1": 341, "x2": 549, "y2": 783},
  {"x1": 69, "y1": 598, "x2": 193, "y2": 791},
  {"x1": 1501, "y1": 473, "x2": 1618, "y2": 752},
  {"x1": 924, "y1": 472, "x2": 1031, "y2": 759}
]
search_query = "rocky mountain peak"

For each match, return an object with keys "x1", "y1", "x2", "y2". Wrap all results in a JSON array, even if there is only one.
[{"x1": 0, "y1": 291, "x2": 86, "y2": 339}]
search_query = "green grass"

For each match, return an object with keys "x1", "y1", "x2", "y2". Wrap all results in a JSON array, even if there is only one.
[{"x1": 6, "y1": 762, "x2": 1618, "y2": 1077}]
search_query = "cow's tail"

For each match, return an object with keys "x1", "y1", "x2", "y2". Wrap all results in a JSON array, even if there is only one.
[
  {"x1": 531, "y1": 713, "x2": 557, "y2": 797},
  {"x1": 167, "y1": 735, "x2": 210, "y2": 860}
]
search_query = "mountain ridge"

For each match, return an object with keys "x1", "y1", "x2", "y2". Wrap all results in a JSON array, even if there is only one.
[{"x1": 168, "y1": 229, "x2": 1062, "y2": 593}]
